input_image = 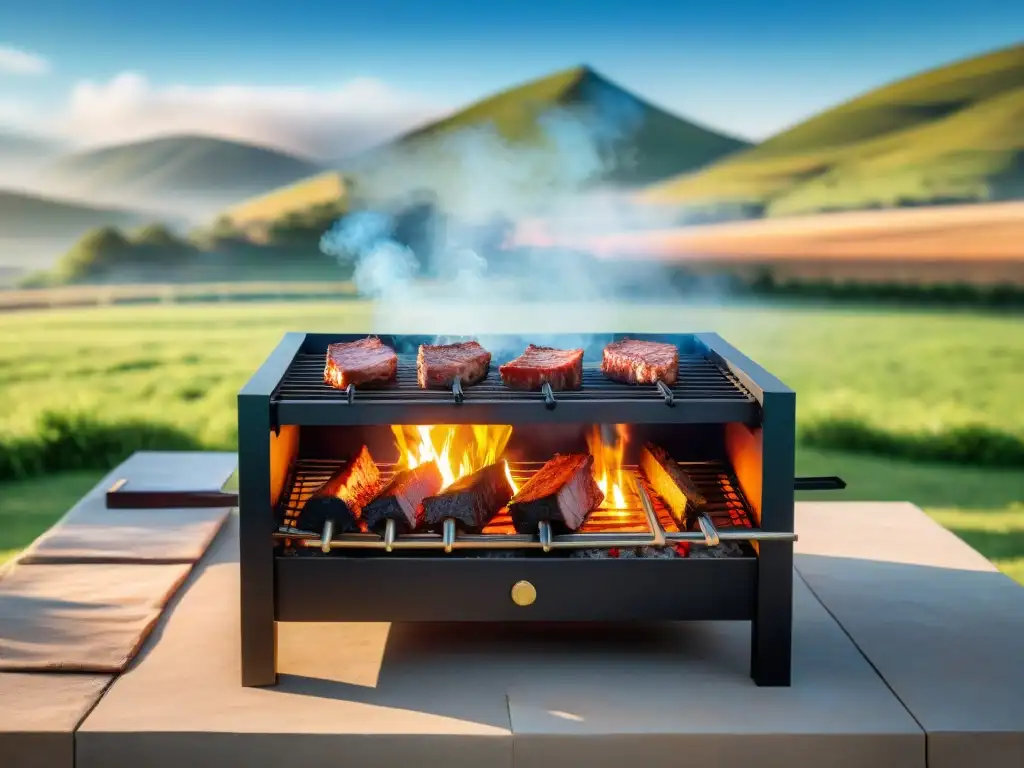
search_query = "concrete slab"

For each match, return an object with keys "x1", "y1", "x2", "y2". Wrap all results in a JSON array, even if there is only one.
[
  {"x1": 0, "y1": 672, "x2": 110, "y2": 768},
  {"x1": 79, "y1": 512, "x2": 923, "y2": 768},
  {"x1": 506, "y1": 575, "x2": 922, "y2": 768},
  {"x1": 795, "y1": 502, "x2": 1024, "y2": 768},
  {"x1": 0, "y1": 562, "x2": 192, "y2": 672}
]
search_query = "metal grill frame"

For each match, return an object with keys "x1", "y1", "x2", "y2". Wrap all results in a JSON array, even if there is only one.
[{"x1": 238, "y1": 332, "x2": 796, "y2": 690}]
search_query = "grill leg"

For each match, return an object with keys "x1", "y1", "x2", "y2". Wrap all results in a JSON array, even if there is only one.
[{"x1": 751, "y1": 541, "x2": 792, "y2": 686}]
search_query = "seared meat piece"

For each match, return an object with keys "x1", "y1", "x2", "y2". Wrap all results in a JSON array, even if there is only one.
[
  {"x1": 417, "y1": 341, "x2": 492, "y2": 388},
  {"x1": 640, "y1": 442, "x2": 706, "y2": 526},
  {"x1": 323, "y1": 337, "x2": 398, "y2": 390},
  {"x1": 601, "y1": 339, "x2": 679, "y2": 385},
  {"x1": 423, "y1": 463, "x2": 514, "y2": 533},
  {"x1": 499, "y1": 345, "x2": 584, "y2": 391},
  {"x1": 507, "y1": 453, "x2": 605, "y2": 534},
  {"x1": 362, "y1": 461, "x2": 444, "y2": 535},
  {"x1": 295, "y1": 446, "x2": 382, "y2": 534}
]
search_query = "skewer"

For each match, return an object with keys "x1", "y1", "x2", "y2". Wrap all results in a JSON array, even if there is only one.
[
  {"x1": 538, "y1": 520, "x2": 553, "y2": 552},
  {"x1": 655, "y1": 380, "x2": 674, "y2": 406},
  {"x1": 320, "y1": 519, "x2": 334, "y2": 554},
  {"x1": 696, "y1": 513, "x2": 720, "y2": 547},
  {"x1": 442, "y1": 518, "x2": 457, "y2": 553},
  {"x1": 452, "y1": 376, "x2": 465, "y2": 403},
  {"x1": 346, "y1": 383, "x2": 355, "y2": 404},
  {"x1": 383, "y1": 518, "x2": 397, "y2": 552},
  {"x1": 542, "y1": 381, "x2": 556, "y2": 409}
]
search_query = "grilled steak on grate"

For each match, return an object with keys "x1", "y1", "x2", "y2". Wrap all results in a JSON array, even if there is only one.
[
  {"x1": 296, "y1": 446, "x2": 382, "y2": 534},
  {"x1": 507, "y1": 453, "x2": 605, "y2": 534},
  {"x1": 499, "y1": 345, "x2": 584, "y2": 391},
  {"x1": 323, "y1": 337, "x2": 398, "y2": 390},
  {"x1": 417, "y1": 341, "x2": 492, "y2": 388},
  {"x1": 601, "y1": 339, "x2": 679, "y2": 385}
]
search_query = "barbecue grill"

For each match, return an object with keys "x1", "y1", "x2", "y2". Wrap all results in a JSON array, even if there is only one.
[{"x1": 238, "y1": 332, "x2": 839, "y2": 689}]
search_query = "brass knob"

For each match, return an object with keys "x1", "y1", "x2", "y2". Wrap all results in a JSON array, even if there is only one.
[{"x1": 510, "y1": 580, "x2": 537, "y2": 607}]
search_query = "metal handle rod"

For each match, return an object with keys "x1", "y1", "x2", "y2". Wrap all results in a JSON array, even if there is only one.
[
  {"x1": 345, "y1": 383, "x2": 355, "y2": 404},
  {"x1": 538, "y1": 521, "x2": 553, "y2": 552},
  {"x1": 794, "y1": 476, "x2": 847, "y2": 491},
  {"x1": 452, "y1": 377, "x2": 464, "y2": 404},
  {"x1": 542, "y1": 382, "x2": 556, "y2": 409},
  {"x1": 442, "y1": 518, "x2": 457, "y2": 553},
  {"x1": 634, "y1": 480, "x2": 666, "y2": 547},
  {"x1": 320, "y1": 519, "x2": 334, "y2": 554},
  {"x1": 383, "y1": 518, "x2": 397, "y2": 552},
  {"x1": 655, "y1": 380, "x2": 675, "y2": 406}
]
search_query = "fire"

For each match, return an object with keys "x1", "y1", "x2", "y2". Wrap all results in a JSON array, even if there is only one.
[
  {"x1": 391, "y1": 425, "x2": 513, "y2": 490},
  {"x1": 586, "y1": 425, "x2": 630, "y2": 511}
]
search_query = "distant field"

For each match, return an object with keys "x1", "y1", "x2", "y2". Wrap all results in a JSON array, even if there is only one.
[
  {"x1": 519, "y1": 203, "x2": 1024, "y2": 284},
  {"x1": 0, "y1": 299, "x2": 1021, "y2": 581}
]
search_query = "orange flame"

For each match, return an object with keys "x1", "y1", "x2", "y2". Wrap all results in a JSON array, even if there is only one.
[
  {"x1": 585, "y1": 425, "x2": 630, "y2": 511},
  {"x1": 391, "y1": 425, "x2": 513, "y2": 490}
]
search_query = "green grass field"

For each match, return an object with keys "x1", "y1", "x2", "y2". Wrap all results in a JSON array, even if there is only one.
[{"x1": 1, "y1": 300, "x2": 1021, "y2": 581}]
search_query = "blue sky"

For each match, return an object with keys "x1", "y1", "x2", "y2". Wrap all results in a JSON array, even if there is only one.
[{"x1": 0, "y1": 0, "x2": 1021, "y2": 154}]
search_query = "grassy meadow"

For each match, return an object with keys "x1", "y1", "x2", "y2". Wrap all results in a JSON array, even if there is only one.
[{"x1": 0, "y1": 299, "x2": 1022, "y2": 582}]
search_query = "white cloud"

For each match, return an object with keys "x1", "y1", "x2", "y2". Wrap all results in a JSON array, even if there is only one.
[
  {"x1": 0, "y1": 45, "x2": 50, "y2": 76},
  {"x1": 52, "y1": 72, "x2": 445, "y2": 159}
]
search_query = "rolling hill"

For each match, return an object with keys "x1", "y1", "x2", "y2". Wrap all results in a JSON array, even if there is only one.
[
  {"x1": 247, "y1": 65, "x2": 749, "y2": 220},
  {"x1": 639, "y1": 43, "x2": 1024, "y2": 217},
  {"x1": 221, "y1": 171, "x2": 348, "y2": 227},
  {"x1": 43, "y1": 135, "x2": 326, "y2": 218}
]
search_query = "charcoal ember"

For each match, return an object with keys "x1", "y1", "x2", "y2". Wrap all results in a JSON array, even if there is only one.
[
  {"x1": 323, "y1": 337, "x2": 398, "y2": 390},
  {"x1": 423, "y1": 462, "x2": 514, "y2": 533},
  {"x1": 507, "y1": 453, "x2": 604, "y2": 534},
  {"x1": 362, "y1": 461, "x2": 443, "y2": 535},
  {"x1": 571, "y1": 548, "x2": 618, "y2": 559},
  {"x1": 689, "y1": 542, "x2": 745, "y2": 559},
  {"x1": 417, "y1": 341, "x2": 492, "y2": 388},
  {"x1": 296, "y1": 446, "x2": 381, "y2": 535},
  {"x1": 472, "y1": 550, "x2": 519, "y2": 559},
  {"x1": 601, "y1": 338, "x2": 679, "y2": 385},
  {"x1": 640, "y1": 442, "x2": 707, "y2": 526},
  {"x1": 499, "y1": 345, "x2": 584, "y2": 391},
  {"x1": 635, "y1": 546, "x2": 683, "y2": 559}
]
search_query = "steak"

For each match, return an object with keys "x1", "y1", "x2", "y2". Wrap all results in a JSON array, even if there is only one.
[
  {"x1": 323, "y1": 337, "x2": 398, "y2": 390},
  {"x1": 417, "y1": 341, "x2": 492, "y2": 388},
  {"x1": 362, "y1": 461, "x2": 443, "y2": 535},
  {"x1": 295, "y1": 446, "x2": 381, "y2": 535},
  {"x1": 423, "y1": 462, "x2": 514, "y2": 533},
  {"x1": 601, "y1": 339, "x2": 679, "y2": 385},
  {"x1": 507, "y1": 453, "x2": 605, "y2": 534},
  {"x1": 499, "y1": 345, "x2": 584, "y2": 391},
  {"x1": 640, "y1": 442, "x2": 706, "y2": 527}
]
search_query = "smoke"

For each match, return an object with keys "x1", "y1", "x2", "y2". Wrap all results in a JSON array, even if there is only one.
[{"x1": 320, "y1": 89, "x2": 717, "y2": 354}]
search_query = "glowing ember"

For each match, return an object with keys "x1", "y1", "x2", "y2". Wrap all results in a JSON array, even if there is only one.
[
  {"x1": 391, "y1": 425, "x2": 513, "y2": 490},
  {"x1": 585, "y1": 425, "x2": 630, "y2": 512}
]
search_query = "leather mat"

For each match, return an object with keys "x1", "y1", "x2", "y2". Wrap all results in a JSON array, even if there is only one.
[{"x1": 0, "y1": 562, "x2": 192, "y2": 673}]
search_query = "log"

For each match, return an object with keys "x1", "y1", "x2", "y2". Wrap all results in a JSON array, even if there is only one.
[
  {"x1": 296, "y1": 446, "x2": 381, "y2": 535},
  {"x1": 422, "y1": 462, "x2": 514, "y2": 533},
  {"x1": 362, "y1": 461, "x2": 444, "y2": 535},
  {"x1": 507, "y1": 453, "x2": 604, "y2": 534},
  {"x1": 640, "y1": 442, "x2": 707, "y2": 526}
]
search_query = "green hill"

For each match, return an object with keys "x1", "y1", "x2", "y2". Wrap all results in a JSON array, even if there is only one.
[
  {"x1": 330, "y1": 65, "x2": 749, "y2": 215},
  {"x1": 44, "y1": 135, "x2": 325, "y2": 212},
  {"x1": 639, "y1": 43, "x2": 1024, "y2": 216},
  {"x1": 0, "y1": 190, "x2": 145, "y2": 239}
]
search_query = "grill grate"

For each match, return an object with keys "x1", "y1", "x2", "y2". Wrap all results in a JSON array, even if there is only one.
[
  {"x1": 273, "y1": 353, "x2": 753, "y2": 405},
  {"x1": 277, "y1": 458, "x2": 755, "y2": 538}
]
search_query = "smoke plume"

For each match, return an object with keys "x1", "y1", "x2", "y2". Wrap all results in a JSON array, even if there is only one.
[{"x1": 320, "y1": 87, "x2": 704, "y2": 355}]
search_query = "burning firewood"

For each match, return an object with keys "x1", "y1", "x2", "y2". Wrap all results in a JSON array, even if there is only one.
[
  {"x1": 362, "y1": 461, "x2": 444, "y2": 536},
  {"x1": 423, "y1": 462, "x2": 514, "y2": 533},
  {"x1": 507, "y1": 453, "x2": 605, "y2": 534},
  {"x1": 323, "y1": 337, "x2": 398, "y2": 390},
  {"x1": 297, "y1": 447, "x2": 382, "y2": 552},
  {"x1": 640, "y1": 442, "x2": 706, "y2": 526}
]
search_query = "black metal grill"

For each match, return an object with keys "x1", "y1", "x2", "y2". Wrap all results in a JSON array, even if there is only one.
[{"x1": 274, "y1": 353, "x2": 753, "y2": 405}]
